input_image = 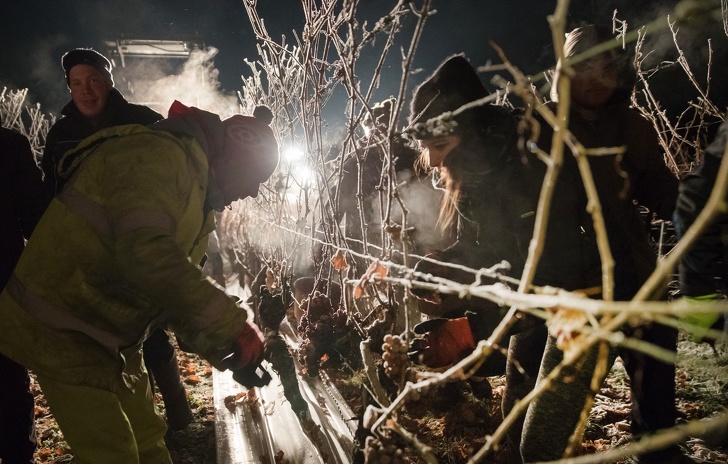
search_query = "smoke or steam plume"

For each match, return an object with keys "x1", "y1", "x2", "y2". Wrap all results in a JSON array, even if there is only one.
[
  {"x1": 384, "y1": 169, "x2": 448, "y2": 254},
  {"x1": 112, "y1": 47, "x2": 240, "y2": 117}
]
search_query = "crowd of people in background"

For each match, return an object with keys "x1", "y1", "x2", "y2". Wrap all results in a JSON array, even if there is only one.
[{"x1": 0, "y1": 19, "x2": 726, "y2": 464}]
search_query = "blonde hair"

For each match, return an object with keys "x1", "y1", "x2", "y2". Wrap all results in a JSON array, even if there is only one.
[
  {"x1": 436, "y1": 166, "x2": 463, "y2": 232},
  {"x1": 416, "y1": 149, "x2": 464, "y2": 233}
]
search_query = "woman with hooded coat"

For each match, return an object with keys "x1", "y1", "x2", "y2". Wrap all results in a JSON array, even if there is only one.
[{"x1": 405, "y1": 53, "x2": 557, "y2": 429}]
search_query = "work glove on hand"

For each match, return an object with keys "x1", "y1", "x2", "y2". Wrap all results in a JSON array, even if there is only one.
[
  {"x1": 232, "y1": 321, "x2": 265, "y2": 368},
  {"x1": 680, "y1": 294, "x2": 723, "y2": 343},
  {"x1": 409, "y1": 316, "x2": 476, "y2": 368},
  {"x1": 230, "y1": 321, "x2": 272, "y2": 388},
  {"x1": 232, "y1": 363, "x2": 272, "y2": 388}
]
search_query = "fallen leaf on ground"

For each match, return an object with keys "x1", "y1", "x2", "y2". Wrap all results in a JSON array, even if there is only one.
[{"x1": 185, "y1": 375, "x2": 201, "y2": 385}]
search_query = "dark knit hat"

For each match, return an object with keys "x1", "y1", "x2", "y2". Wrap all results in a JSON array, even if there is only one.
[
  {"x1": 62, "y1": 48, "x2": 114, "y2": 87},
  {"x1": 408, "y1": 54, "x2": 488, "y2": 138},
  {"x1": 221, "y1": 107, "x2": 279, "y2": 179},
  {"x1": 364, "y1": 98, "x2": 393, "y2": 124}
]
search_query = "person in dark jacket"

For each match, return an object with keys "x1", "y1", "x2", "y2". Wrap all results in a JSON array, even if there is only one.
[
  {"x1": 41, "y1": 48, "x2": 163, "y2": 195},
  {"x1": 674, "y1": 119, "x2": 728, "y2": 340},
  {"x1": 0, "y1": 123, "x2": 48, "y2": 464},
  {"x1": 405, "y1": 54, "x2": 547, "y2": 394},
  {"x1": 40, "y1": 48, "x2": 195, "y2": 431},
  {"x1": 407, "y1": 25, "x2": 684, "y2": 462},
  {"x1": 518, "y1": 25, "x2": 683, "y2": 464}
]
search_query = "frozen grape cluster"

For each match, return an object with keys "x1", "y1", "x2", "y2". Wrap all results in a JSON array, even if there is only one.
[
  {"x1": 381, "y1": 334, "x2": 409, "y2": 382},
  {"x1": 296, "y1": 291, "x2": 349, "y2": 376},
  {"x1": 363, "y1": 435, "x2": 405, "y2": 464}
]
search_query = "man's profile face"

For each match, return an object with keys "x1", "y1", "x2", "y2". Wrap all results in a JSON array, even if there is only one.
[
  {"x1": 213, "y1": 151, "x2": 270, "y2": 204},
  {"x1": 214, "y1": 121, "x2": 278, "y2": 204},
  {"x1": 68, "y1": 64, "x2": 113, "y2": 120}
]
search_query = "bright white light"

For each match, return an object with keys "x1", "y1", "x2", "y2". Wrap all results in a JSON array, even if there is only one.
[
  {"x1": 293, "y1": 165, "x2": 315, "y2": 185},
  {"x1": 282, "y1": 164, "x2": 315, "y2": 203},
  {"x1": 283, "y1": 146, "x2": 305, "y2": 161}
]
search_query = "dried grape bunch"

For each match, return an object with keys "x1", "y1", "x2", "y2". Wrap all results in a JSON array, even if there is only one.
[
  {"x1": 381, "y1": 334, "x2": 410, "y2": 383},
  {"x1": 298, "y1": 291, "x2": 334, "y2": 324},
  {"x1": 358, "y1": 305, "x2": 394, "y2": 354},
  {"x1": 296, "y1": 291, "x2": 349, "y2": 376},
  {"x1": 265, "y1": 333, "x2": 308, "y2": 418},
  {"x1": 258, "y1": 284, "x2": 288, "y2": 331},
  {"x1": 363, "y1": 435, "x2": 405, "y2": 464},
  {"x1": 296, "y1": 338, "x2": 322, "y2": 377}
]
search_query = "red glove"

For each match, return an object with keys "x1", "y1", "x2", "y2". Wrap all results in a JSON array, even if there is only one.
[
  {"x1": 409, "y1": 317, "x2": 476, "y2": 368},
  {"x1": 233, "y1": 321, "x2": 265, "y2": 368}
]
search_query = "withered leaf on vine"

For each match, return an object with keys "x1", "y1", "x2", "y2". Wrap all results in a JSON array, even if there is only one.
[
  {"x1": 330, "y1": 249, "x2": 349, "y2": 271},
  {"x1": 548, "y1": 305, "x2": 589, "y2": 356},
  {"x1": 353, "y1": 260, "x2": 389, "y2": 299}
]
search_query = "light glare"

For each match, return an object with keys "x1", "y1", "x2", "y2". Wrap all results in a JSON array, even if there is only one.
[{"x1": 284, "y1": 146, "x2": 304, "y2": 161}]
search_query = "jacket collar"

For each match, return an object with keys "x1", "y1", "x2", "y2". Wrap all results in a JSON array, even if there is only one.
[{"x1": 148, "y1": 105, "x2": 226, "y2": 212}]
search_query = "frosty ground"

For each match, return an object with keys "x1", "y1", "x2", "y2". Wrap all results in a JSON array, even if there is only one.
[{"x1": 29, "y1": 331, "x2": 727, "y2": 464}]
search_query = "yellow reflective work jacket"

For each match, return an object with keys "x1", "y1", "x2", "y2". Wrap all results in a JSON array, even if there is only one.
[{"x1": 0, "y1": 124, "x2": 248, "y2": 392}]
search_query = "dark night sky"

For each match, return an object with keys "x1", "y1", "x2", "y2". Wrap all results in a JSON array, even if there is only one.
[{"x1": 1, "y1": 0, "x2": 724, "y2": 122}]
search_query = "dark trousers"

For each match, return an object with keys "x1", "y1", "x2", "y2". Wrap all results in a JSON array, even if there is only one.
[
  {"x1": 0, "y1": 352, "x2": 36, "y2": 464},
  {"x1": 507, "y1": 322, "x2": 678, "y2": 463},
  {"x1": 142, "y1": 328, "x2": 175, "y2": 372},
  {"x1": 502, "y1": 324, "x2": 549, "y2": 461},
  {"x1": 621, "y1": 322, "x2": 679, "y2": 462}
]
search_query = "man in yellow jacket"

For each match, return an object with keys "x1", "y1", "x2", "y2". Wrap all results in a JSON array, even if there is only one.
[{"x1": 0, "y1": 101, "x2": 279, "y2": 463}]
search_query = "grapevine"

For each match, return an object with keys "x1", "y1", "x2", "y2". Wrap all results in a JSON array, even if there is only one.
[
  {"x1": 265, "y1": 332, "x2": 309, "y2": 419},
  {"x1": 354, "y1": 304, "x2": 395, "y2": 354}
]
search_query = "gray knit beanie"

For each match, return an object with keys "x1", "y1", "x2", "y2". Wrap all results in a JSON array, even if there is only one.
[{"x1": 62, "y1": 48, "x2": 114, "y2": 87}]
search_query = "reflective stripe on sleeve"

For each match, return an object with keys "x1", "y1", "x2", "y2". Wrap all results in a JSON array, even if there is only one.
[
  {"x1": 57, "y1": 186, "x2": 112, "y2": 238},
  {"x1": 57, "y1": 185, "x2": 176, "y2": 239},
  {"x1": 112, "y1": 210, "x2": 176, "y2": 238},
  {"x1": 6, "y1": 274, "x2": 131, "y2": 356}
]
